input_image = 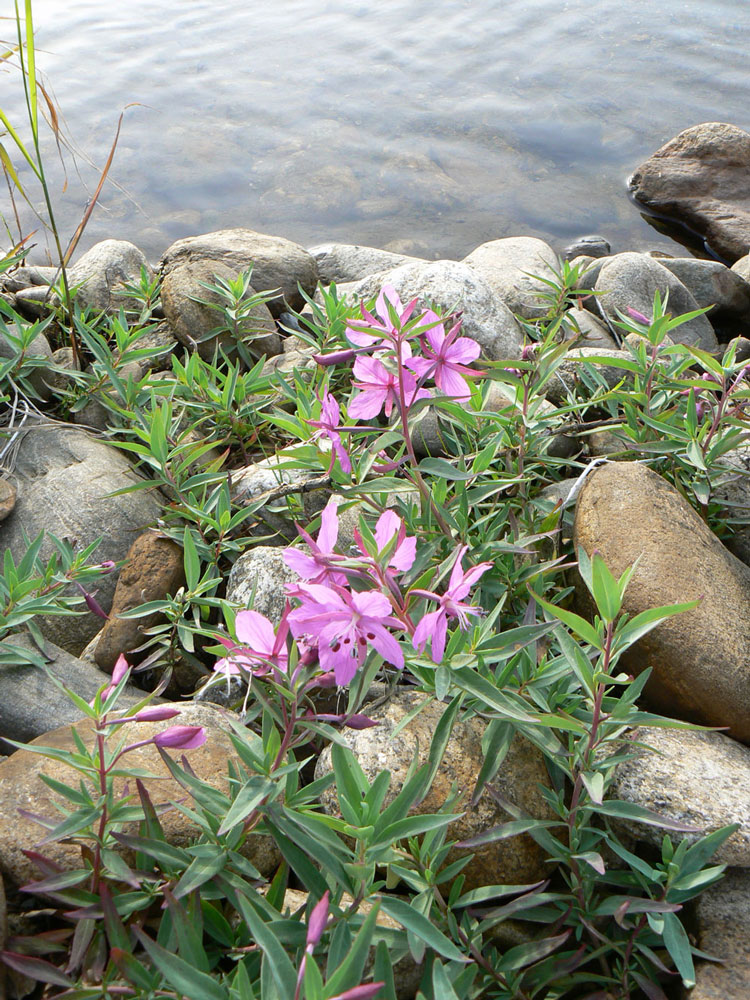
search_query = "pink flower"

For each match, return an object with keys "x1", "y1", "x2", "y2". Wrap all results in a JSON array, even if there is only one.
[
  {"x1": 308, "y1": 391, "x2": 352, "y2": 474},
  {"x1": 412, "y1": 546, "x2": 492, "y2": 663},
  {"x1": 283, "y1": 501, "x2": 347, "y2": 587},
  {"x1": 153, "y1": 726, "x2": 207, "y2": 750},
  {"x1": 288, "y1": 583, "x2": 404, "y2": 686},
  {"x1": 213, "y1": 609, "x2": 289, "y2": 678},
  {"x1": 348, "y1": 354, "x2": 430, "y2": 421},
  {"x1": 346, "y1": 284, "x2": 419, "y2": 349},
  {"x1": 371, "y1": 510, "x2": 416, "y2": 574},
  {"x1": 406, "y1": 314, "x2": 480, "y2": 399}
]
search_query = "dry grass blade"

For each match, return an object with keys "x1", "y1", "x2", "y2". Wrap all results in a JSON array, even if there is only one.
[
  {"x1": 61, "y1": 109, "x2": 125, "y2": 267},
  {"x1": 37, "y1": 81, "x2": 67, "y2": 192}
]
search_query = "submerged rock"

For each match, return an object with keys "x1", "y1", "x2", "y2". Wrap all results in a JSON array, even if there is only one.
[
  {"x1": 629, "y1": 123, "x2": 750, "y2": 263},
  {"x1": 574, "y1": 461, "x2": 750, "y2": 741}
]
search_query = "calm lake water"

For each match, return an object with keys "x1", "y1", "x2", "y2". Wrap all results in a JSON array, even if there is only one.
[{"x1": 4, "y1": 0, "x2": 750, "y2": 264}]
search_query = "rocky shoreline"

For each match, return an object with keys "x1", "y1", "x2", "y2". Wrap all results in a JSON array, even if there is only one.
[{"x1": 3, "y1": 122, "x2": 750, "y2": 998}]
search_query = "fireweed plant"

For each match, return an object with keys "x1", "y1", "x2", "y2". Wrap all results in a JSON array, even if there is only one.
[{"x1": 2, "y1": 256, "x2": 749, "y2": 998}]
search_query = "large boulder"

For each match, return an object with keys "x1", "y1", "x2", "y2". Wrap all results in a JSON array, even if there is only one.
[
  {"x1": 605, "y1": 727, "x2": 750, "y2": 866},
  {"x1": 463, "y1": 236, "x2": 559, "y2": 320},
  {"x1": 308, "y1": 243, "x2": 424, "y2": 285},
  {"x1": 688, "y1": 869, "x2": 750, "y2": 1000},
  {"x1": 592, "y1": 253, "x2": 718, "y2": 350},
  {"x1": 351, "y1": 260, "x2": 524, "y2": 361},
  {"x1": 159, "y1": 228, "x2": 319, "y2": 318},
  {"x1": 573, "y1": 461, "x2": 750, "y2": 741},
  {"x1": 628, "y1": 123, "x2": 750, "y2": 263},
  {"x1": 315, "y1": 692, "x2": 557, "y2": 891},
  {"x1": 659, "y1": 258, "x2": 750, "y2": 325},
  {"x1": 0, "y1": 704, "x2": 280, "y2": 890},
  {"x1": 0, "y1": 422, "x2": 163, "y2": 654},
  {"x1": 94, "y1": 533, "x2": 186, "y2": 672},
  {"x1": 68, "y1": 240, "x2": 153, "y2": 313},
  {"x1": 160, "y1": 258, "x2": 281, "y2": 361},
  {"x1": 225, "y1": 546, "x2": 300, "y2": 625},
  {"x1": 0, "y1": 633, "x2": 146, "y2": 746}
]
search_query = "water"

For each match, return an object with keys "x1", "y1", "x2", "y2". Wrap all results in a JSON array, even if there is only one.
[{"x1": 4, "y1": 0, "x2": 749, "y2": 264}]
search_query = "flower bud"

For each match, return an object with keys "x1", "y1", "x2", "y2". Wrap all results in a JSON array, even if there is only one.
[
  {"x1": 313, "y1": 348, "x2": 356, "y2": 367},
  {"x1": 153, "y1": 725, "x2": 207, "y2": 750},
  {"x1": 132, "y1": 705, "x2": 182, "y2": 723},
  {"x1": 626, "y1": 307, "x2": 650, "y2": 325},
  {"x1": 306, "y1": 890, "x2": 329, "y2": 948}
]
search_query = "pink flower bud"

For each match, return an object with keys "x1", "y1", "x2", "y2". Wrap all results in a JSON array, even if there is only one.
[
  {"x1": 313, "y1": 348, "x2": 356, "y2": 367},
  {"x1": 329, "y1": 984, "x2": 385, "y2": 1000},
  {"x1": 344, "y1": 714, "x2": 378, "y2": 730},
  {"x1": 98, "y1": 561, "x2": 117, "y2": 572},
  {"x1": 521, "y1": 343, "x2": 537, "y2": 361},
  {"x1": 132, "y1": 706, "x2": 182, "y2": 723},
  {"x1": 75, "y1": 583, "x2": 109, "y2": 620},
  {"x1": 626, "y1": 307, "x2": 650, "y2": 325},
  {"x1": 312, "y1": 671, "x2": 337, "y2": 688},
  {"x1": 111, "y1": 654, "x2": 130, "y2": 687},
  {"x1": 153, "y1": 726, "x2": 207, "y2": 750},
  {"x1": 306, "y1": 890, "x2": 329, "y2": 948}
]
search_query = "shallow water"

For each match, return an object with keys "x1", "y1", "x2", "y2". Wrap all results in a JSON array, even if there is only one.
[{"x1": 4, "y1": 0, "x2": 749, "y2": 264}]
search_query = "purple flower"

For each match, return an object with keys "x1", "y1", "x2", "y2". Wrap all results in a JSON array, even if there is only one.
[
  {"x1": 412, "y1": 546, "x2": 492, "y2": 663},
  {"x1": 406, "y1": 314, "x2": 480, "y2": 399},
  {"x1": 109, "y1": 705, "x2": 182, "y2": 725},
  {"x1": 308, "y1": 391, "x2": 352, "y2": 474},
  {"x1": 213, "y1": 609, "x2": 289, "y2": 678},
  {"x1": 626, "y1": 307, "x2": 650, "y2": 326},
  {"x1": 284, "y1": 501, "x2": 347, "y2": 587},
  {"x1": 153, "y1": 726, "x2": 207, "y2": 750},
  {"x1": 288, "y1": 583, "x2": 404, "y2": 686},
  {"x1": 348, "y1": 354, "x2": 430, "y2": 421},
  {"x1": 306, "y1": 891, "x2": 330, "y2": 948},
  {"x1": 346, "y1": 284, "x2": 419, "y2": 349},
  {"x1": 372, "y1": 510, "x2": 416, "y2": 574}
]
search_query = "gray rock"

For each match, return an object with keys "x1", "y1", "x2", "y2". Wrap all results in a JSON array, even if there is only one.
[
  {"x1": 42, "y1": 346, "x2": 80, "y2": 395},
  {"x1": 563, "y1": 235, "x2": 611, "y2": 260},
  {"x1": 351, "y1": 259, "x2": 524, "y2": 361},
  {"x1": 689, "y1": 869, "x2": 750, "y2": 1000},
  {"x1": 159, "y1": 228, "x2": 319, "y2": 318},
  {"x1": 659, "y1": 258, "x2": 750, "y2": 323},
  {"x1": 308, "y1": 243, "x2": 425, "y2": 284},
  {"x1": 731, "y1": 253, "x2": 750, "y2": 283},
  {"x1": 0, "y1": 264, "x2": 57, "y2": 292},
  {"x1": 225, "y1": 546, "x2": 299, "y2": 625},
  {"x1": 0, "y1": 632, "x2": 146, "y2": 746},
  {"x1": 0, "y1": 477, "x2": 16, "y2": 522},
  {"x1": 12, "y1": 285, "x2": 54, "y2": 319},
  {"x1": 0, "y1": 421, "x2": 163, "y2": 653},
  {"x1": 463, "y1": 236, "x2": 559, "y2": 320},
  {"x1": 629, "y1": 122, "x2": 750, "y2": 263},
  {"x1": 0, "y1": 325, "x2": 53, "y2": 400},
  {"x1": 593, "y1": 252, "x2": 718, "y2": 350},
  {"x1": 231, "y1": 457, "x2": 320, "y2": 504},
  {"x1": 315, "y1": 691, "x2": 558, "y2": 892},
  {"x1": 68, "y1": 240, "x2": 153, "y2": 313},
  {"x1": 563, "y1": 307, "x2": 619, "y2": 349},
  {"x1": 542, "y1": 348, "x2": 634, "y2": 407},
  {"x1": 160, "y1": 258, "x2": 281, "y2": 362},
  {"x1": 714, "y1": 441, "x2": 750, "y2": 566},
  {"x1": 605, "y1": 727, "x2": 750, "y2": 866}
]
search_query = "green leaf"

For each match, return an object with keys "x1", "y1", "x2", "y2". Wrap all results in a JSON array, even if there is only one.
[
  {"x1": 217, "y1": 775, "x2": 276, "y2": 836},
  {"x1": 324, "y1": 900, "x2": 382, "y2": 995},
  {"x1": 173, "y1": 849, "x2": 228, "y2": 898},
  {"x1": 234, "y1": 892, "x2": 298, "y2": 997},
  {"x1": 431, "y1": 960, "x2": 460, "y2": 1000},
  {"x1": 597, "y1": 799, "x2": 702, "y2": 832},
  {"x1": 662, "y1": 911, "x2": 695, "y2": 987},
  {"x1": 498, "y1": 932, "x2": 570, "y2": 971},
  {"x1": 590, "y1": 552, "x2": 623, "y2": 623},
  {"x1": 378, "y1": 896, "x2": 467, "y2": 962},
  {"x1": 183, "y1": 524, "x2": 201, "y2": 592},
  {"x1": 418, "y1": 458, "x2": 474, "y2": 481},
  {"x1": 134, "y1": 929, "x2": 228, "y2": 1000}
]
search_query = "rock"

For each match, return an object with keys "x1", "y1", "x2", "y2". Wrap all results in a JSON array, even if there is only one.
[
  {"x1": 629, "y1": 123, "x2": 750, "y2": 263},
  {"x1": 593, "y1": 253, "x2": 718, "y2": 350},
  {"x1": 231, "y1": 457, "x2": 320, "y2": 505},
  {"x1": 42, "y1": 346, "x2": 80, "y2": 395},
  {"x1": 0, "y1": 326, "x2": 53, "y2": 401},
  {"x1": 159, "y1": 228, "x2": 319, "y2": 318},
  {"x1": 0, "y1": 703, "x2": 280, "y2": 889},
  {"x1": 309, "y1": 243, "x2": 425, "y2": 285},
  {"x1": 67, "y1": 240, "x2": 153, "y2": 313},
  {"x1": 542, "y1": 348, "x2": 633, "y2": 407},
  {"x1": 605, "y1": 727, "x2": 750, "y2": 865},
  {"x1": 573, "y1": 461, "x2": 750, "y2": 741},
  {"x1": 225, "y1": 546, "x2": 299, "y2": 625},
  {"x1": 351, "y1": 260, "x2": 524, "y2": 361},
  {"x1": 731, "y1": 253, "x2": 750, "y2": 283},
  {"x1": 0, "y1": 478, "x2": 16, "y2": 522},
  {"x1": 659, "y1": 258, "x2": 750, "y2": 325},
  {"x1": 688, "y1": 868, "x2": 750, "y2": 1000},
  {"x1": 0, "y1": 263, "x2": 56, "y2": 292},
  {"x1": 94, "y1": 533, "x2": 186, "y2": 671},
  {"x1": 160, "y1": 258, "x2": 281, "y2": 362},
  {"x1": 0, "y1": 421, "x2": 163, "y2": 654},
  {"x1": 315, "y1": 692, "x2": 557, "y2": 891},
  {"x1": 0, "y1": 632, "x2": 145, "y2": 746},
  {"x1": 463, "y1": 236, "x2": 559, "y2": 320},
  {"x1": 713, "y1": 442, "x2": 750, "y2": 567},
  {"x1": 563, "y1": 307, "x2": 619, "y2": 349},
  {"x1": 12, "y1": 285, "x2": 53, "y2": 319},
  {"x1": 563, "y1": 235, "x2": 611, "y2": 261},
  {"x1": 726, "y1": 336, "x2": 750, "y2": 364}
]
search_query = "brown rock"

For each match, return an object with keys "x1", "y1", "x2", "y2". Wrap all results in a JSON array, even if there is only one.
[
  {"x1": 94, "y1": 533, "x2": 186, "y2": 671},
  {"x1": 573, "y1": 461, "x2": 750, "y2": 741},
  {"x1": 159, "y1": 227, "x2": 319, "y2": 318},
  {"x1": 687, "y1": 869, "x2": 750, "y2": 1000},
  {"x1": 315, "y1": 692, "x2": 557, "y2": 891},
  {"x1": 629, "y1": 123, "x2": 750, "y2": 263},
  {"x1": 0, "y1": 704, "x2": 280, "y2": 890},
  {"x1": 0, "y1": 479, "x2": 16, "y2": 522}
]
